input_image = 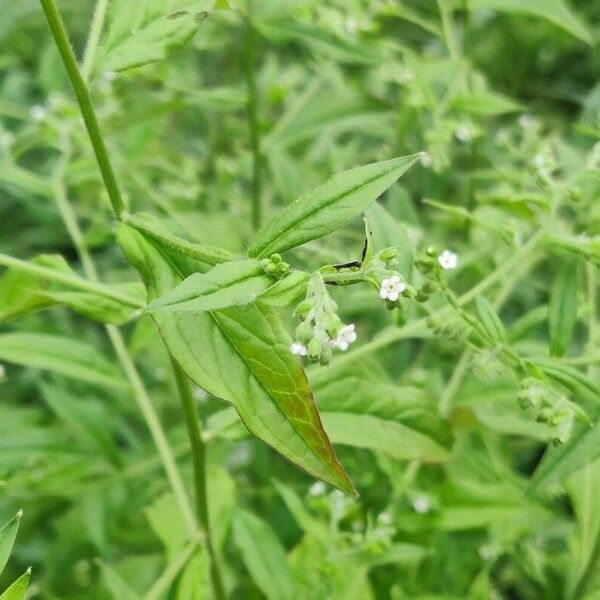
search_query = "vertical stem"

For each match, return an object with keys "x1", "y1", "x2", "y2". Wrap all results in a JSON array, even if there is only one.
[
  {"x1": 81, "y1": 0, "x2": 110, "y2": 82},
  {"x1": 244, "y1": 1, "x2": 262, "y2": 231},
  {"x1": 437, "y1": 0, "x2": 460, "y2": 61},
  {"x1": 171, "y1": 360, "x2": 226, "y2": 600},
  {"x1": 39, "y1": 0, "x2": 126, "y2": 218}
]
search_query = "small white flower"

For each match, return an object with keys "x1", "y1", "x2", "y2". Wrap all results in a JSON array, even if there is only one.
[
  {"x1": 333, "y1": 324, "x2": 357, "y2": 351},
  {"x1": 479, "y1": 543, "x2": 497, "y2": 561},
  {"x1": 438, "y1": 250, "x2": 458, "y2": 270},
  {"x1": 309, "y1": 481, "x2": 326, "y2": 496},
  {"x1": 518, "y1": 114, "x2": 536, "y2": 129},
  {"x1": 29, "y1": 105, "x2": 47, "y2": 122},
  {"x1": 412, "y1": 495, "x2": 431, "y2": 514},
  {"x1": 377, "y1": 511, "x2": 393, "y2": 525},
  {"x1": 345, "y1": 18, "x2": 358, "y2": 33},
  {"x1": 290, "y1": 341, "x2": 308, "y2": 356},
  {"x1": 455, "y1": 124, "x2": 472, "y2": 143},
  {"x1": 419, "y1": 152, "x2": 432, "y2": 167},
  {"x1": 379, "y1": 275, "x2": 406, "y2": 302}
]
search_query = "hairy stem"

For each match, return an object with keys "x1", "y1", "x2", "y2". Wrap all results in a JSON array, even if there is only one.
[
  {"x1": 171, "y1": 360, "x2": 227, "y2": 600},
  {"x1": 244, "y1": 1, "x2": 262, "y2": 231},
  {"x1": 39, "y1": 0, "x2": 126, "y2": 218},
  {"x1": 81, "y1": 0, "x2": 110, "y2": 82}
]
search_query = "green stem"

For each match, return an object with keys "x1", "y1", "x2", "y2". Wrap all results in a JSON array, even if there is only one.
[
  {"x1": 39, "y1": 0, "x2": 126, "y2": 218},
  {"x1": 437, "y1": 0, "x2": 460, "y2": 60},
  {"x1": 171, "y1": 360, "x2": 227, "y2": 600},
  {"x1": 108, "y1": 329, "x2": 197, "y2": 534},
  {"x1": 244, "y1": 2, "x2": 262, "y2": 231},
  {"x1": 81, "y1": 0, "x2": 110, "y2": 82},
  {"x1": 0, "y1": 252, "x2": 143, "y2": 308}
]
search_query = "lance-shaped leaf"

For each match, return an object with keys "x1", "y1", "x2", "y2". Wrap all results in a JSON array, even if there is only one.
[
  {"x1": 0, "y1": 512, "x2": 22, "y2": 575},
  {"x1": 247, "y1": 155, "x2": 421, "y2": 258},
  {"x1": 475, "y1": 295, "x2": 506, "y2": 343},
  {"x1": 548, "y1": 259, "x2": 578, "y2": 358},
  {"x1": 0, "y1": 333, "x2": 128, "y2": 390},
  {"x1": 117, "y1": 223, "x2": 355, "y2": 494},
  {"x1": 96, "y1": 0, "x2": 217, "y2": 74},
  {"x1": 147, "y1": 259, "x2": 275, "y2": 313},
  {"x1": 0, "y1": 568, "x2": 31, "y2": 600}
]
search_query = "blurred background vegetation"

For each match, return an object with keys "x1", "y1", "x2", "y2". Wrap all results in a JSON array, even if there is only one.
[{"x1": 1, "y1": 0, "x2": 600, "y2": 598}]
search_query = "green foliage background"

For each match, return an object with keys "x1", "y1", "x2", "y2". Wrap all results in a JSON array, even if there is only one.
[{"x1": 1, "y1": 0, "x2": 600, "y2": 598}]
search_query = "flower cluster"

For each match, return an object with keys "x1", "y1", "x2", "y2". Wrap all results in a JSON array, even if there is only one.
[
  {"x1": 261, "y1": 253, "x2": 291, "y2": 278},
  {"x1": 518, "y1": 377, "x2": 581, "y2": 445},
  {"x1": 290, "y1": 273, "x2": 357, "y2": 365}
]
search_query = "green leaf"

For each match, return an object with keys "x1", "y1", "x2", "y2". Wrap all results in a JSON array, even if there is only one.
[
  {"x1": 117, "y1": 223, "x2": 355, "y2": 494},
  {"x1": 147, "y1": 259, "x2": 274, "y2": 312},
  {"x1": 0, "y1": 568, "x2": 31, "y2": 600},
  {"x1": 233, "y1": 510, "x2": 294, "y2": 600},
  {"x1": 255, "y1": 21, "x2": 381, "y2": 65},
  {"x1": 0, "y1": 512, "x2": 22, "y2": 575},
  {"x1": 548, "y1": 259, "x2": 578, "y2": 357},
  {"x1": 123, "y1": 212, "x2": 233, "y2": 267},
  {"x1": 475, "y1": 295, "x2": 506, "y2": 343},
  {"x1": 451, "y1": 91, "x2": 522, "y2": 116},
  {"x1": 96, "y1": 0, "x2": 216, "y2": 73},
  {"x1": 365, "y1": 203, "x2": 415, "y2": 278},
  {"x1": 257, "y1": 271, "x2": 308, "y2": 307},
  {"x1": 0, "y1": 254, "x2": 143, "y2": 325},
  {"x1": 469, "y1": 0, "x2": 593, "y2": 44},
  {"x1": 96, "y1": 560, "x2": 141, "y2": 600},
  {"x1": 0, "y1": 333, "x2": 128, "y2": 390},
  {"x1": 248, "y1": 155, "x2": 420, "y2": 258},
  {"x1": 321, "y1": 413, "x2": 449, "y2": 463}
]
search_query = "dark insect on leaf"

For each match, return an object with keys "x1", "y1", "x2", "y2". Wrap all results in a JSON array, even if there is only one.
[{"x1": 168, "y1": 10, "x2": 189, "y2": 20}]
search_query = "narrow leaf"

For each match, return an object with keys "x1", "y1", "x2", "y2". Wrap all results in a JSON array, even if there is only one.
[
  {"x1": 0, "y1": 333, "x2": 127, "y2": 389},
  {"x1": 469, "y1": 0, "x2": 593, "y2": 44},
  {"x1": 233, "y1": 510, "x2": 294, "y2": 600},
  {"x1": 0, "y1": 568, "x2": 31, "y2": 600},
  {"x1": 475, "y1": 295, "x2": 506, "y2": 343},
  {"x1": 96, "y1": 0, "x2": 216, "y2": 73},
  {"x1": 321, "y1": 412, "x2": 449, "y2": 463},
  {"x1": 0, "y1": 512, "x2": 22, "y2": 575},
  {"x1": 147, "y1": 259, "x2": 274, "y2": 312},
  {"x1": 549, "y1": 259, "x2": 578, "y2": 357},
  {"x1": 247, "y1": 155, "x2": 421, "y2": 258}
]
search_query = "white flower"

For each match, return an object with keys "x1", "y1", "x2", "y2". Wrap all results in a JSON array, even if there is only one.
[
  {"x1": 379, "y1": 275, "x2": 406, "y2": 302},
  {"x1": 333, "y1": 324, "x2": 357, "y2": 351},
  {"x1": 377, "y1": 511, "x2": 393, "y2": 525},
  {"x1": 455, "y1": 124, "x2": 472, "y2": 143},
  {"x1": 518, "y1": 114, "x2": 536, "y2": 129},
  {"x1": 29, "y1": 105, "x2": 47, "y2": 121},
  {"x1": 345, "y1": 18, "x2": 358, "y2": 33},
  {"x1": 438, "y1": 250, "x2": 458, "y2": 270},
  {"x1": 419, "y1": 152, "x2": 432, "y2": 167},
  {"x1": 412, "y1": 495, "x2": 431, "y2": 514},
  {"x1": 309, "y1": 481, "x2": 326, "y2": 496},
  {"x1": 290, "y1": 341, "x2": 308, "y2": 356}
]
